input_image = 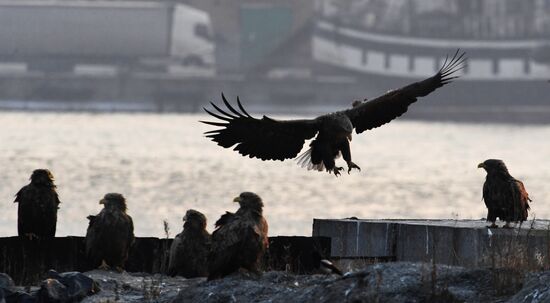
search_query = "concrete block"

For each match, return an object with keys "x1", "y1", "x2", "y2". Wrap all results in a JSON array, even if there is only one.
[
  {"x1": 313, "y1": 219, "x2": 360, "y2": 257},
  {"x1": 266, "y1": 236, "x2": 331, "y2": 274},
  {"x1": 395, "y1": 224, "x2": 480, "y2": 267},
  {"x1": 313, "y1": 219, "x2": 550, "y2": 270},
  {"x1": 313, "y1": 219, "x2": 396, "y2": 258},
  {"x1": 357, "y1": 221, "x2": 396, "y2": 257}
]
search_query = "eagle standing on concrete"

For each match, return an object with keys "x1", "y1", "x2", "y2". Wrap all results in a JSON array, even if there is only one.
[
  {"x1": 478, "y1": 159, "x2": 531, "y2": 228},
  {"x1": 208, "y1": 192, "x2": 269, "y2": 280},
  {"x1": 14, "y1": 169, "x2": 60, "y2": 240},
  {"x1": 202, "y1": 51, "x2": 466, "y2": 176},
  {"x1": 85, "y1": 193, "x2": 134, "y2": 271},
  {"x1": 168, "y1": 209, "x2": 211, "y2": 278}
]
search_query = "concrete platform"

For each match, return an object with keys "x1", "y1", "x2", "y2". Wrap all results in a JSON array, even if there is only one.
[{"x1": 313, "y1": 219, "x2": 550, "y2": 270}]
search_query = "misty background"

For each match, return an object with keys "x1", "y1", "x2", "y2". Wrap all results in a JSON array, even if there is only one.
[
  {"x1": 0, "y1": 0, "x2": 547, "y2": 117},
  {"x1": 0, "y1": 0, "x2": 549, "y2": 237}
]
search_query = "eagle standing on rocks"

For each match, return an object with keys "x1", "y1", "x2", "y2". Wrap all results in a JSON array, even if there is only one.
[
  {"x1": 202, "y1": 51, "x2": 466, "y2": 176},
  {"x1": 168, "y1": 209, "x2": 211, "y2": 278},
  {"x1": 208, "y1": 192, "x2": 268, "y2": 280},
  {"x1": 478, "y1": 159, "x2": 531, "y2": 228},
  {"x1": 85, "y1": 193, "x2": 134, "y2": 271},
  {"x1": 14, "y1": 169, "x2": 60, "y2": 240}
]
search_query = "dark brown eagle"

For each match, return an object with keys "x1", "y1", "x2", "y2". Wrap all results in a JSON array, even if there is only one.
[
  {"x1": 14, "y1": 169, "x2": 60, "y2": 240},
  {"x1": 168, "y1": 209, "x2": 211, "y2": 278},
  {"x1": 208, "y1": 192, "x2": 269, "y2": 280},
  {"x1": 202, "y1": 51, "x2": 466, "y2": 176},
  {"x1": 85, "y1": 193, "x2": 134, "y2": 271},
  {"x1": 478, "y1": 159, "x2": 531, "y2": 228}
]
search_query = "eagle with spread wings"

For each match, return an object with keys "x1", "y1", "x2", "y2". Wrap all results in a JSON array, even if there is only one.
[{"x1": 202, "y1": 51, "x2": 466, "y2": 176}]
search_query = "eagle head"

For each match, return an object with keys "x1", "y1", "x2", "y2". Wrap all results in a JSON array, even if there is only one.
[
  {"x1": 183, "y1": 209, "x2": 207, "y2": 230},
  {"x1": 30, "y1": 169, "x2": 55, "y2": 186},
  {"x1": 233, "y1": 192, "x2": 264, "y2": 211},
  {"x1": 323, "y1": 113, "x2": 353, "y2": 141},
  {"x1": 478, "y1": 159, "x2": 509, "y2": 174},
  {"x1": 99, "y1": 193, "x2": 127, "y2": 212}
]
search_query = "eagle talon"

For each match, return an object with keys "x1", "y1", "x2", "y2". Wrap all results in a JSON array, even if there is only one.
[
  {"x1": 347, "y1": 162, "x2": 361, "y2": 174},
  {"x1": 330, "y1": 167, "x2": 344, "y2": 177},
  {"x1": 98, "y1": 260, "x2": 111, "y2": 271}
]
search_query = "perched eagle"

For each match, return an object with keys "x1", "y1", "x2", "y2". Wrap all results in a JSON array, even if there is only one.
[
  {"x1": 14, "y1": 169, "x2": 60, "y2": 240},
  {"x1": 85, "y1": 193, "x2": 134, "y2": 271},
  {"x1": 202, "y1": 51, "x2": 466, "y2": 176},
  {"x1": 478, "y1": 159, "x2": 531, "y2": 228},
  {"x1": 208, "y1": 192, "x2": 269, "y2": 280},
  {"x1": 168, "y1": 209, "x2": 211, "y2": 278}
]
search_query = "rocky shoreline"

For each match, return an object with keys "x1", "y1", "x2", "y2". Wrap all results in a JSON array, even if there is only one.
[{"x1": 3, "y1": 262, "x2": 550, "y2": 303}]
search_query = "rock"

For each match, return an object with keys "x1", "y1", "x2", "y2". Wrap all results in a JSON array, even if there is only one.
[
  {"x1": 0, "y1": 273, "x2": 35, "y2": 303},
  {"x1": 37, "y1": 279, "x2": 68, "y2": 302},
  {"x1": 1, "y1": 289, "x2": 36, "y2": 303},
  {"x1": 0, "y1": 273, "x2": 15, "y2": 290},
  {"x1": 506, "y1": 272, "x2": 550, "y2": 302},
  {"x1": 82, "y1": 270, "x2": 197, "y2": 303},
  {"x1": 170, "y1": 262, "x2": 522, "y2": 303},
  {"x1": 36, "y1": 270, "x2": 98, "y2": 303},
  {"x1": 4, "y1": 263, "x2": 548, "y2": 302},
  {"x1": 45, "y1": 270, "x2": 98, "y2": 300}
]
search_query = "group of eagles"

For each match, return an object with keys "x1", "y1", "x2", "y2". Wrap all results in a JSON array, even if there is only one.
[
  {"x1": 13, "y1": 50, "x2": 532, "y2": 280},
  {"x1": 15, "y1": 169, "x2": 269, "y2": 279}
]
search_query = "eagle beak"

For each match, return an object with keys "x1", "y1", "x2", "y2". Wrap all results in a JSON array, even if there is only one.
[
  {"x1": 182, "y1": 215, "x2": 187, "y2": 221},
  {"x1": 233, "y1": 197, "x2": 241, "y2": 203},
  {"x1": 99, "y1": 199, "x2": 106, "y2": 205},
  {"x1": 347, "y1": 133, "x2": 352, "y2": 141},
  {"x1": 477, "y1": 163, "x2": 485, "y2": 169}
]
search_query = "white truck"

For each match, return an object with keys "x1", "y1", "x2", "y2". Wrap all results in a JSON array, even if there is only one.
[{"x1": 0, "y1": 1, "x2": 215, "y2": 72}]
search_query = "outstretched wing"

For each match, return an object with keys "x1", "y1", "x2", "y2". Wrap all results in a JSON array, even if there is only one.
[
  {"x1": 345, "y1": 50, "x2": 466, "y2": 134},
  {"x1": 201, "y1": 94, "x2": 320, "y2": 161}
]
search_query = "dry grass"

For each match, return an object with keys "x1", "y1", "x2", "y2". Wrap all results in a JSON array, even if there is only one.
[
  {"x1": 478, "y1": 218, "x2": 550, "y2": 295},
  {"x1": 162, "y1": 220, "x2": 170, "y2": 239}
]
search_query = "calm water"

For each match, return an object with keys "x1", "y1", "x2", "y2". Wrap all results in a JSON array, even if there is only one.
[{"x1": 1, "y1": 112, "x2": 549, "y2": 237}]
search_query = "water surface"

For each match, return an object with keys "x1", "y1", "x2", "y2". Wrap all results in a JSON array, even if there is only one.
[{"x1": 0, "y1": 112, "x2": 548, "y2": 237}]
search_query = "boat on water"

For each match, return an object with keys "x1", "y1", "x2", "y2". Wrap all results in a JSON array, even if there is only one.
[{"x1": 312, "y1": 0, "x2": 550, "y2": 108}]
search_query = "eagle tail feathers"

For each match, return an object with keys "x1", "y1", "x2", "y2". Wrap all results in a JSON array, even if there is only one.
[{"x1": 296, "y1": 148, "x2": 324, "y2": 171}]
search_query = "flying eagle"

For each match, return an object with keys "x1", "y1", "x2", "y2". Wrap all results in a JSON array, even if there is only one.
[
  {"x1": 202, "y1": 51, "x2": 466, "y2": 176},
  {"x1": 478, "y1": 159, "x2": 531, "y2": 228},
  {"x1": 208, "y1": 192, "x2": 269, "y2": 280},
  {"x1": 168, "y1": 209, "x2": 211, "y2": 278},
  {"x1": 85, "y1": 193, "x2": 134, "y2": 271},
  {"x1": 14, "y1": 169, "x2": 60, "y2": 240}
]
